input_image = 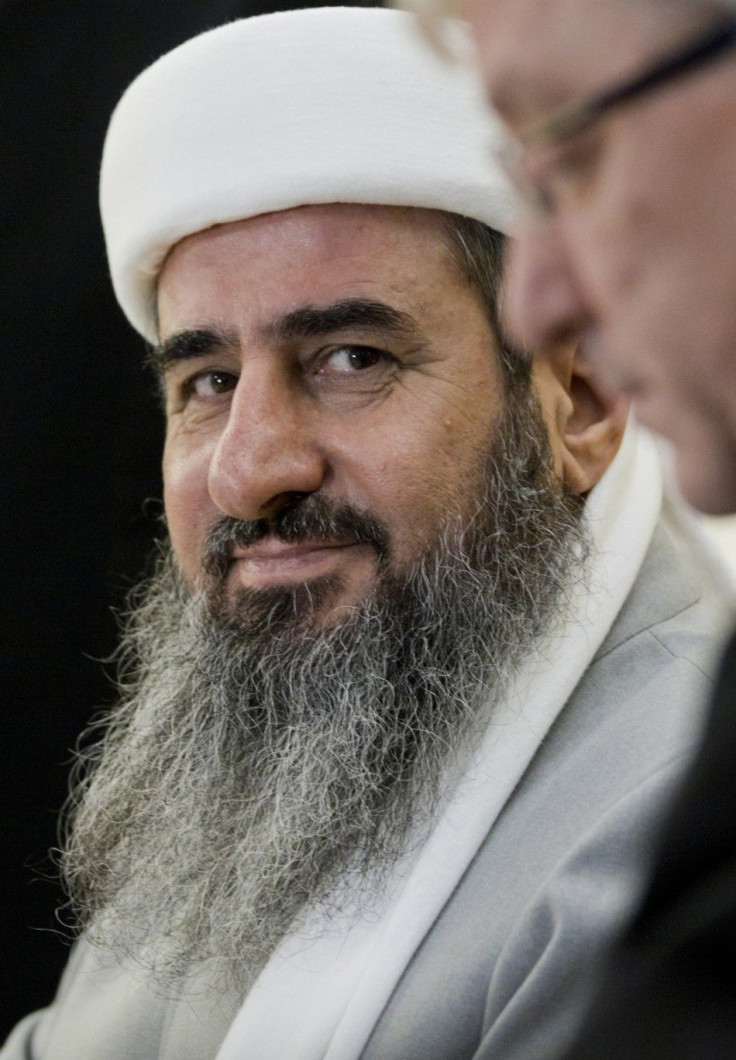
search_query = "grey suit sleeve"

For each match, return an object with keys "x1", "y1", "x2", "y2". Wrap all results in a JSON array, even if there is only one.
[
  {"x1": 0, "y1": 943, "x2": 89, "y2": 1059},
  {"x1": 473, "y1": 762, "x2": 687, "y2": 1060},
  {"x1": 0, "y1": 936, "x2": 234, "y2": 1060},
  {"x1": 1, "y1": 1012, "x2": 43, "y2": 1059}
]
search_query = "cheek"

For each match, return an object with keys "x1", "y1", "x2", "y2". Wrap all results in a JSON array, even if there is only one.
[
  {"x1": 582, "y1": 124, "x2": 710, "y2": 331},
  {"x1": 163, "y1": 437, "x2": 217, "y2": 582},
  {"x1": 363, "y1": 404, "x2": 497, "y2": 561},
  {"x1": 572, "y1": 187, "x2": 648, "y2": 313}
]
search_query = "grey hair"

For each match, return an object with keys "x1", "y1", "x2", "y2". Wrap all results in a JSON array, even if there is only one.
[{"x1": 441, "y1": 213, "x2": 532, "y2": 397}]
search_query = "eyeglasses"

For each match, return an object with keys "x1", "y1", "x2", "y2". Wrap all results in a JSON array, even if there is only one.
[{"x1": 501, "y1": 17, "x2": 736, "y2": 219}]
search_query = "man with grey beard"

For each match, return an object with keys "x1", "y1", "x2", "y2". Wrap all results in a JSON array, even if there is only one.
[
  {"x1": 0, "y1": 8, "x2": 727, "y2": 1060},
  {"x1": 61, "y1": 376, "x2": 586, "y2": 991}
]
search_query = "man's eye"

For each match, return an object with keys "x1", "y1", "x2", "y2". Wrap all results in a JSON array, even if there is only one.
[
  {"x1": 552, "y1": 136, "x2": 600, "y2": 179},
  {"x1": 544, "y1": 131, "x2": 604, "y2": 200},
  {"x1": 187, "y1": 370, "x2": 238, "y2": 399},
  {"x1": 315, "y1": 345, "x2": 388, "y2": 374}
]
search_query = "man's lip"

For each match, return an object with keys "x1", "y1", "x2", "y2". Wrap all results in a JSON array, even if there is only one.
[
  {"x1": 224, "y1": 539, "x2": 365, "y2": 587},
  {"x1": 230, "y1": 539, "x2": 358, "y2": 563}
]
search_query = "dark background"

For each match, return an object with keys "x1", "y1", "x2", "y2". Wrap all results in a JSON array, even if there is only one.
[{"x1": 1, "y1": 0, "x2": 380, "y2": 1037}]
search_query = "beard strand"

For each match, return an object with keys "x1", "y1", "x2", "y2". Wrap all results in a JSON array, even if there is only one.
[{"x1": 59, "y1": 387, "x2": 588, "y2": 992}]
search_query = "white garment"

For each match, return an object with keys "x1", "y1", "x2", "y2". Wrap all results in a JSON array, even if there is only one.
[{"x1": 216, "y1": 419, "x2": 663, "y2": 1060}]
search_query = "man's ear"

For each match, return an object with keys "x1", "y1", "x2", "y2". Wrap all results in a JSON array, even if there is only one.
[{"x1": 533, "y1": 342, "x2": 629, "y2": 495}]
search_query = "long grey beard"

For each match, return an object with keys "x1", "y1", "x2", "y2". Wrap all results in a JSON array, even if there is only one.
[{"x1": 60, "y1": 389, "x2": 588, "y2": 992}]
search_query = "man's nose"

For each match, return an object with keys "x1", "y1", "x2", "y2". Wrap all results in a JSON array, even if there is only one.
[
  {"x1": 207, "y1": 368, "x2": 327, "y2": 522},
  {"x1": 502, "y1": 221, "x2": 587, "y2": 349}
]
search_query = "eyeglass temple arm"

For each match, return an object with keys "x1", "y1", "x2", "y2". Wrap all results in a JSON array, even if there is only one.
[{"x1": 524, "y1": 17, "x2": 736, "y2": 146}]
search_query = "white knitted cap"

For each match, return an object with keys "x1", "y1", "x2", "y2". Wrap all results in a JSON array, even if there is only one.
[{"x1": 100, "y1": 6, "x2": 516, "y2": 341}]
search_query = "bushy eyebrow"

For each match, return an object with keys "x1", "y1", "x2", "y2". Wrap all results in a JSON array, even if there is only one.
[
  {"x1": 264, "y1": 298, "x2": 419, "y2": 343},
  {"x1": 147, "y1": 328, "x2": 237, "y2": 378},
  {"x1": 148, "y1": 298, "x2": 419, "y2": 379}
]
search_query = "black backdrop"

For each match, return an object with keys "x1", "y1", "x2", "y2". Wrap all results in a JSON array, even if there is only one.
[{"x1": 0, "y1": 0, "x2": 380, "y2": 1036}]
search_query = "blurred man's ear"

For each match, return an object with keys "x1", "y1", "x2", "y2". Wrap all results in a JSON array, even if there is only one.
[{"x1": 533, "y1": 342, "x2": 630, "y2": 495}]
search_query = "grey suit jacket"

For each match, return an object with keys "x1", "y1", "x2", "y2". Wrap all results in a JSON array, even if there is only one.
[{"x1": 2, "y1": 523, "x2": 726, "y2": 1060}]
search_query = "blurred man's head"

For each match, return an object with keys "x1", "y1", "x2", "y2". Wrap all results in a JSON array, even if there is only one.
[
  {"x1": 63, "y1": 8, "x2": 625, "y2": 990},
  {"x1": 464, "y1": 0, "x2": 736, "y2": 513}
]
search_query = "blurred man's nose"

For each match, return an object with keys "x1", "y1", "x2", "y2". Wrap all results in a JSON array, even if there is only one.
[
  {"x1": 503, "y1": 220, "x2": 587, "y2": 349},
  {"x1": 207, "y1": 365, "x2": 327, "y2": 523}
]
